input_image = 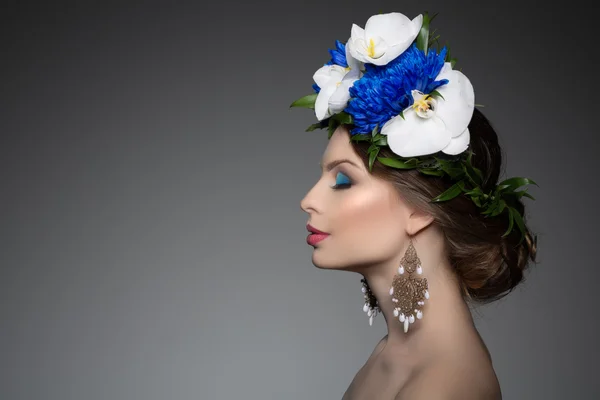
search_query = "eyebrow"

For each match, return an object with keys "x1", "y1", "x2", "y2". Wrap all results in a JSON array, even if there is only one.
[{"x1": 320, "y1": 158, "x2": 361, "y2": 172}]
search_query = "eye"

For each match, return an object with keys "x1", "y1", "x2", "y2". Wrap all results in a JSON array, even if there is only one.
[{"x1": 331, "y1": 171, "x2": 352, "y2": 189}]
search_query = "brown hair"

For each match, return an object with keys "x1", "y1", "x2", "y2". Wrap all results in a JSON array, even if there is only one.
[{"x1": 348, "y1": 108, "x2": 538, "y2": 304}]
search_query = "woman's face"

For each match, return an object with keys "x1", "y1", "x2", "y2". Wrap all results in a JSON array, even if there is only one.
[{"x1": 300, "y1": 125, "x2": 413, "y2": 272}]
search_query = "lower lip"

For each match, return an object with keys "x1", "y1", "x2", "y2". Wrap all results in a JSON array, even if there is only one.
[{"x1": 307, "y1": 233, "x2": 329, "y2": 246}]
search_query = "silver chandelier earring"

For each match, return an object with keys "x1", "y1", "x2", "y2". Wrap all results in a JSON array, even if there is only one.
[
  {"x1": 361, "y1": 278, "x2": 380, "y2": 326},
  {"x1": 389, "y1": 237, "x2": 430, "y2": 333}
]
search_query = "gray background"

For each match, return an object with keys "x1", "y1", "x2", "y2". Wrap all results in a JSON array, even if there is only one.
[{"x1": 1, "y1": 0, "x2": 597, "y2": 399}]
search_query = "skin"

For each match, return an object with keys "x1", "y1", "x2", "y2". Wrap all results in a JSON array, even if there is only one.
[{"x1": 300, "y1": 125, "x2": 502, "y2": 400}]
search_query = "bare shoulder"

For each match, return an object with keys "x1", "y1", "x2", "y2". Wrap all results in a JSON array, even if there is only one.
[{"x1": 395, "y1": 349, "x2": 502, "y2": 400}]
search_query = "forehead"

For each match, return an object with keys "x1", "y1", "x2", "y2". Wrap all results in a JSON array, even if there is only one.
[{"x1": 322, "y1": 126, "x2": 358, "y2": 162}]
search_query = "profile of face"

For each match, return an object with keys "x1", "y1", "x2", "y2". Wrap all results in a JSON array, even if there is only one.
[{"x1": 300, "y1": 125, "x2": 417, "y2": 272}]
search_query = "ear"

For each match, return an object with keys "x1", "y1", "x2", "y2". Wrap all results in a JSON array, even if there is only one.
[{"x1": 406, "y1": 210, "x2": 435, "y2": 236}]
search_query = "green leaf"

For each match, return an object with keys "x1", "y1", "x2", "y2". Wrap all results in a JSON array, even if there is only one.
[
  {"x1": 327, "y1": 118, "x2": 338, "y2": 139},
  {"x1": 511, "y1": 207, "x2": 527, "y2": 245},
  {"x1": 418, "y1": 168, "x2": 444, "y2": 176},
  {"x1": 445, "y1": 44, "x2": 452, "y2": 62},
  {"x1": 472, "y1": 196, "x2": 482, "y2": 207},
  {"x1": 501, "y1": 209, "x2": 514, "y2": 238},
  {"x1": 521, "y1": 192, "x2": 536, "y2": 200},
  {"x1": 497, "y1": 177, "x2": 538, "y2": 191},
  {"x1": 372, "y1": 133, "x2": 385, "y2": 142},
  {"x1": 290, "y1": 93, "x2": 317, "y2": 109},
  {"x1": 331, "y1": 111, "x2": 353, "y2": 124},
  {"x1": 437, "y1": 161, "x2": 463, "y2": 178},
  {"x1": 466, "y1": 149, "x2": 474, "y2": 165},
  {"x1": 368, "y1": 147, "x2": 380, "y2": 172},
  {"x1": 462, "y1": 152, "x2": 483, "y2": 185},
  {"x1": 429, "y1": 90, "x2": 445, "y2": 100},
  {"x1": 506, "y1": 189, "x2": 535, "y2": 201},
  {"x1": 495, "y1": 184, "x2": 512, "y2": 193},
  {"x1": 428, "y1": 30, "x2": 440, "y2": 48},
  {"x1": 465, "y1": 165, "x2": 483, "y2": 185},
  {"x1": 460, "y1": 182, "x2": 480, "y2": 195},
  {"x1": 432, "y1": 180, "x2": 465, "y2": 202},
  {"x1": 482, "y1": 197, "x2": 501, "y2": 215},
  {"x1": 371, "y1": 124, "x2": 379, "y2": 138},
  {"x1": 373, "y1": 135, "x2": 388, "y2": 146},
  {"x1": 472, "y1": 165, "x2": 483, "y2": 181},
  {"x1": 349, "y1": 134, "x2": 370, "y2": 142},
  {"x1": 443, "y1": 42, "x2": 457, "y2": 66},
  {"x1": 377, "y1": 157, "x2": 418, "y2": 169},
  {"x1": 464, "y1": 188, "x2": 483, "y2": 196},
  {"x1": 305, "y1": 121, "x2": 327, "y2": 132},
  {"x1": 444, "y1": 168, "x2": 464, "y2": 179},
  {"x1": 404, "y1": 157, "x2": 421, "y2": 165},
  {"x1": 489, "y1": 199, "x2": 506, "y2": 217},
  {"x1": 416, "y1": 12, "x2": 431, "y2": 54},
  {"x1": 462, "y1": 164, "x2": 480, "y2": 186}
]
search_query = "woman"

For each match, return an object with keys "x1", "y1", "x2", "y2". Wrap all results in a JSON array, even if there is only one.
[{"x1": 294, "y1": 11, "x2": 538, "y2": 400}]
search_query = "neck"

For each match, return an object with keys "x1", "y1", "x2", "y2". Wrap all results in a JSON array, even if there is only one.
[{"x1": 360, "y1": 229, "x2": 474, "y2": 352}]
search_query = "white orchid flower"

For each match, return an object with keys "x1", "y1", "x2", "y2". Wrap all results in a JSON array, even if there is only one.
[
  {"x1": 328, "y1": 43, "x2": 364, "y2": 114},
  {"x1": 327, "y1": 68, "x2": 361, "y2": 115},
  {"x1": 313, "y1": 44, "x2": 364, "y2": 120},
  {"x1": 380, "y1": 62, "x2": 475, "y2": 157},
  {"x1": 347, "y1": 12, "x2": 423, "y2": 66},
  {"x1": 313, "y1": 64, "x2": 349, "y2": 121}
]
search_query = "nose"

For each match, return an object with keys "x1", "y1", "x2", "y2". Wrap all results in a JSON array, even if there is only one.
[
  {"x1": 300, "y1": 191, "x2": 311, "y2": 214},
  {"x1": 300, "y1": 183, "x2": 318, "y2": 214}
]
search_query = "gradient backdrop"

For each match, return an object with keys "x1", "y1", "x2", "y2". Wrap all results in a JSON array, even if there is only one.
[{"x1": 1, "y1": 1, "x2": 597, "y2": 399}]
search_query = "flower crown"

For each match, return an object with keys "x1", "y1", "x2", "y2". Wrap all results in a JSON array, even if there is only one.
[{"x1": 291, "y1": 11, "x2": 537, "y2": 245}]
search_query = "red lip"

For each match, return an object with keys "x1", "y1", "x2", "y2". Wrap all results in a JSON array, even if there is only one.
[
  {"x1": 307, "y1": 233, "x2": 328, "y2": 246},
  {"x1": 306, "y1": 223, "x2": 329, "y2": 235}
]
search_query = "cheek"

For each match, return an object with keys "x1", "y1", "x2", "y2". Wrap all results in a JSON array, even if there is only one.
[{"x1": 336, "y1": 189, "x2": 407, "y2": 250}]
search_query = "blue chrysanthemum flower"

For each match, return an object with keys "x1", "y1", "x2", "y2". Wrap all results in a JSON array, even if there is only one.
[
  {"x1": 325, "y1": 40, "x2": 348, "y2": 68},
  {"x1": 345, "y1": 44, "x2": 450, "y2": 135},
  {"x1": 313, "y1": 40, "x2": 348, "y2": 94}
]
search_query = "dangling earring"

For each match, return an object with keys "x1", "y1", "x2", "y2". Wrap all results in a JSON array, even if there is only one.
[
  {"x1": 361, "y1": 278, "x2": 380, "y2": 326},
  {"x1": 389, "y1": 237, "x2": 429, "y2": 333}
]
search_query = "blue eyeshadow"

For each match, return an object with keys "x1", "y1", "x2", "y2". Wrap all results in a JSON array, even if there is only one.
[{"x1": 336, "y1": 172, "x2": 351, "y2": 185}]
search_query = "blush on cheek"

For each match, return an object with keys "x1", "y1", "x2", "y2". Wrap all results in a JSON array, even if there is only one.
[{"x1": 343, "y1": 187, "x2": 407, "y2": 247}]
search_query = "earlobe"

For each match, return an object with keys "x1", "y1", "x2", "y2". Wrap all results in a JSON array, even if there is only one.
[{"x1": 407, "y1": 211, "x2": 435, "y2": 236}]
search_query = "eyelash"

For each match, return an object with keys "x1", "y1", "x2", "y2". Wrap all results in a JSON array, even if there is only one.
[{"x1": 331, "y1": 171, "x2": 352, "y2": 190}]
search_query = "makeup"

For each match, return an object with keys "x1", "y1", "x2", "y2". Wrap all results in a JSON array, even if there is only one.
[
  {"x1": 306, "y1": 223, "x2": 330, "y2": 246},
  {"x1": 332, "y1": 171, "x2": 352, "y2": 189},
  {"x1": 306, "y1": 233, "x2": 329, "y2": 246}
]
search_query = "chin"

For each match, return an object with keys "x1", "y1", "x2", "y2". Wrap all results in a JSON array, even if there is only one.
[{"x1": 310, "y1": 251, "x2": 355, "y2": 271}]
